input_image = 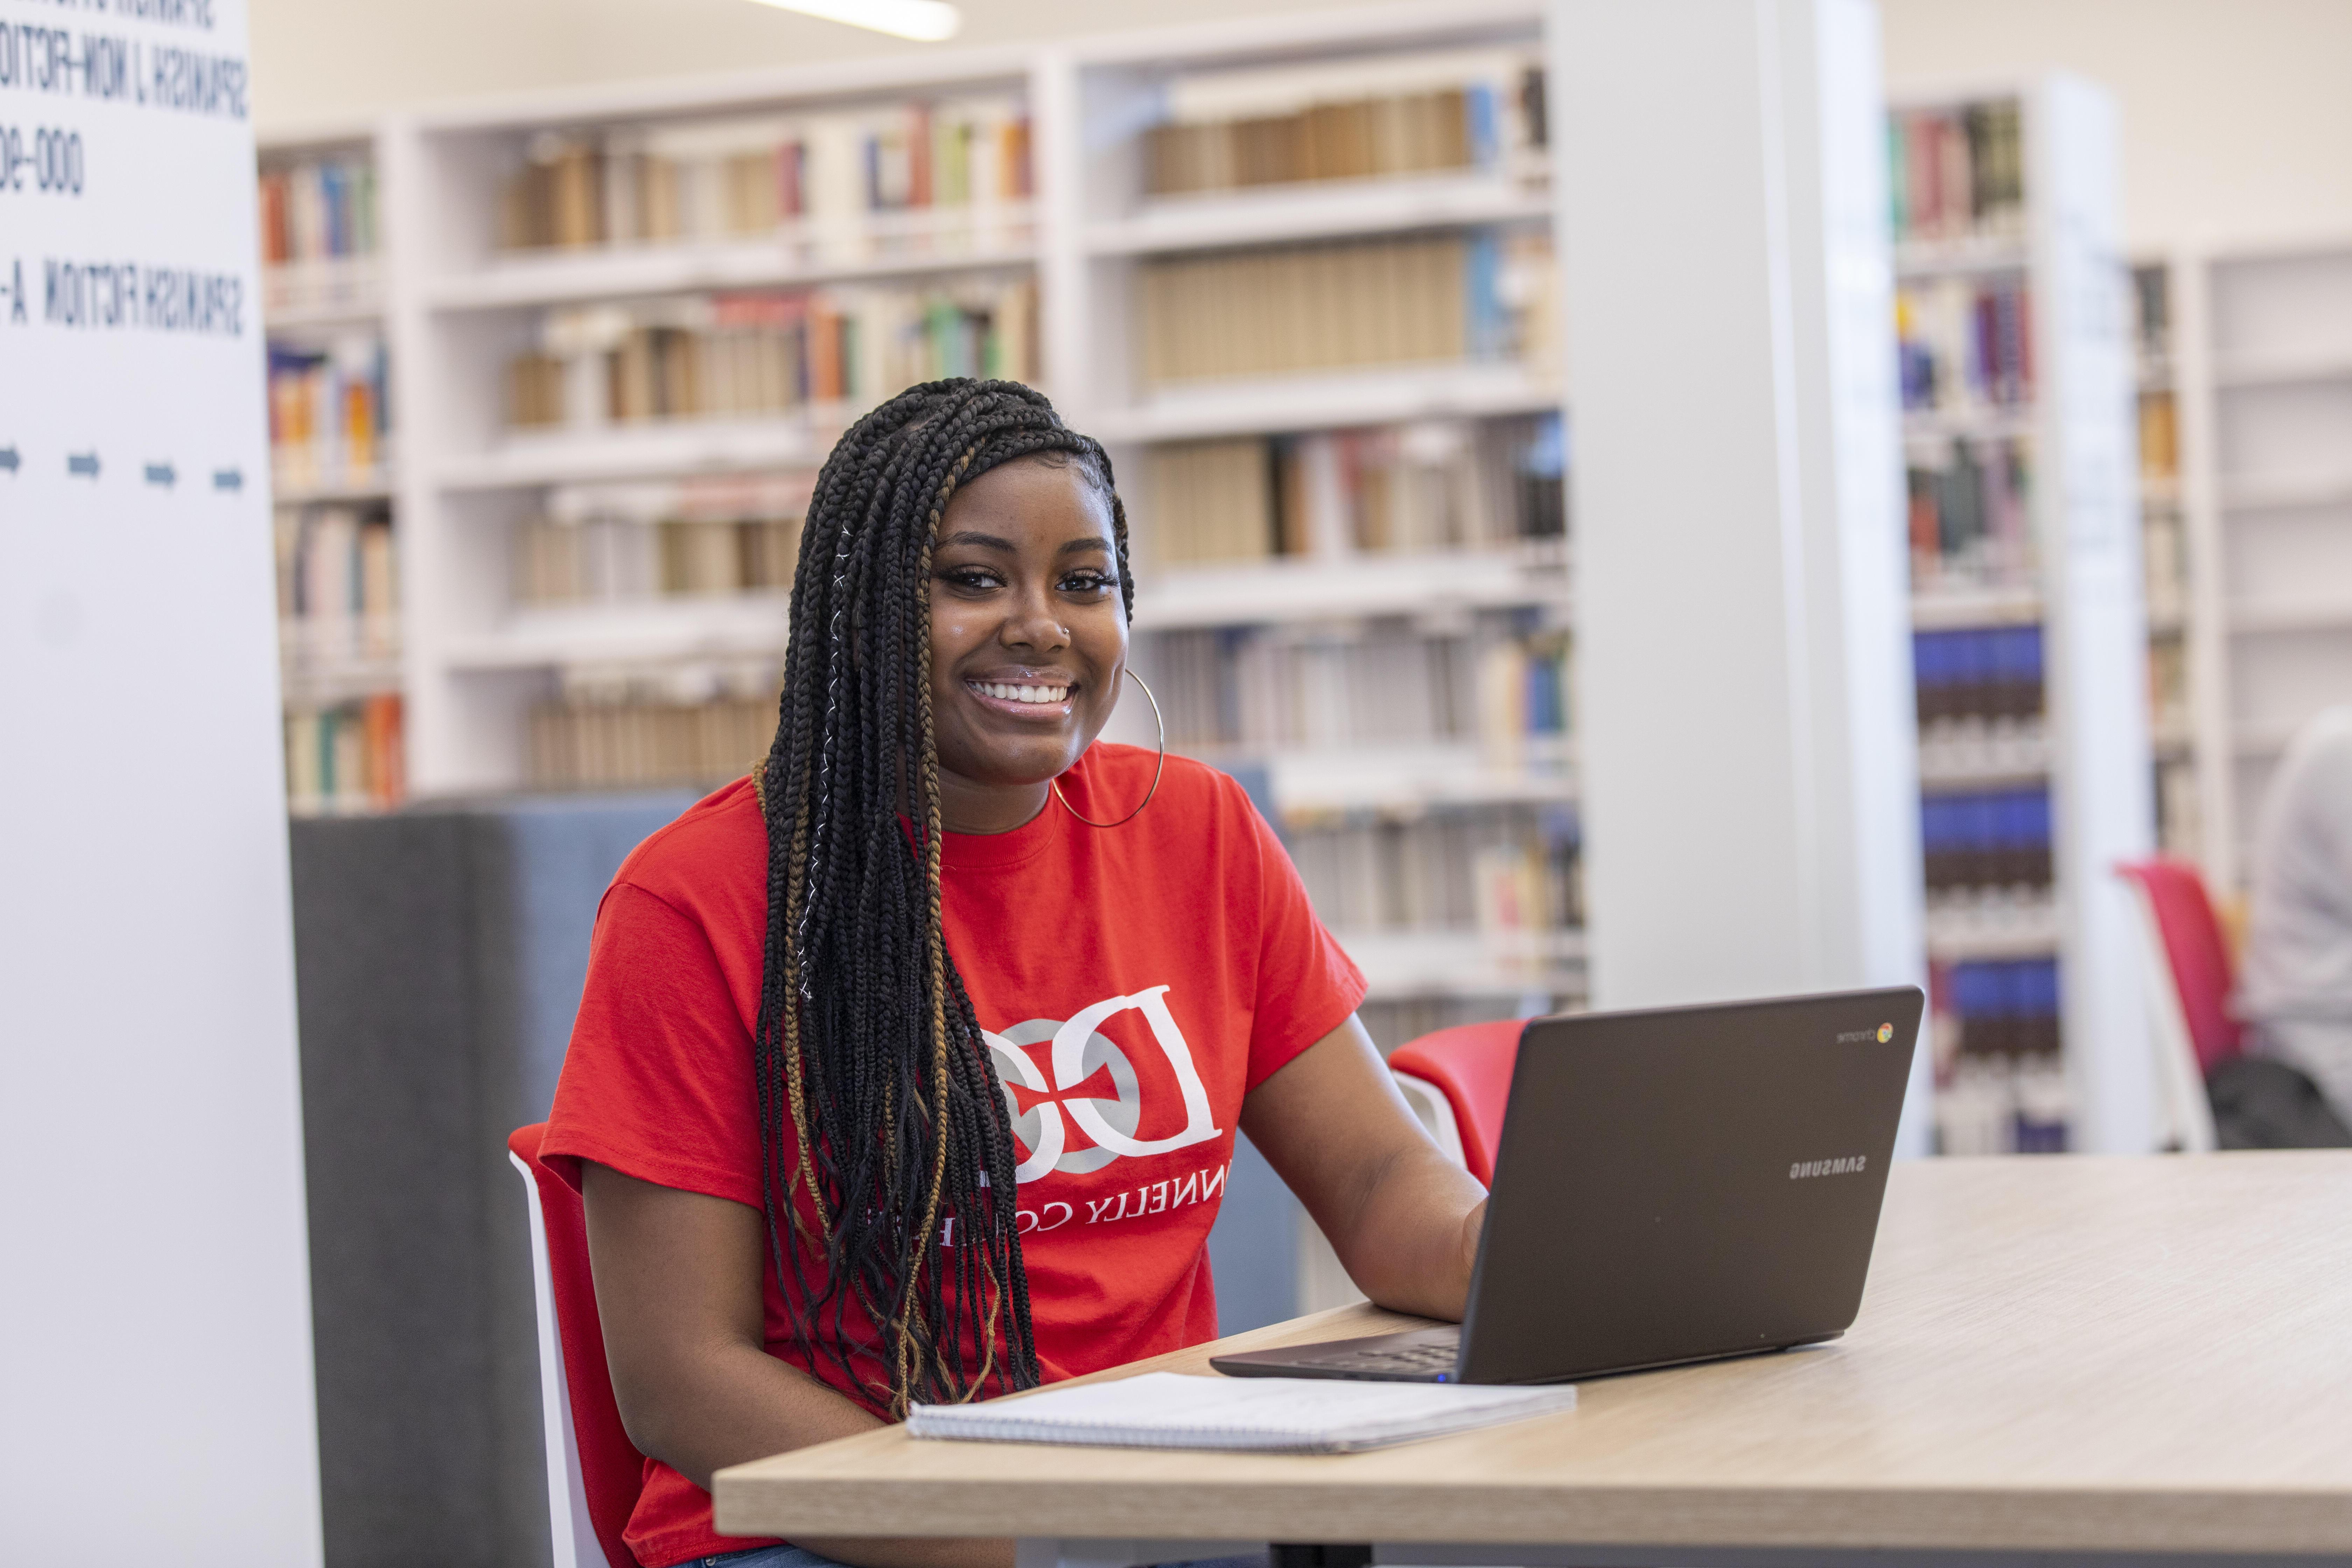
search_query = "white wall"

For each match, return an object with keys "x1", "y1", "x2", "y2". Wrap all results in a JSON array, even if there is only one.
[{"x1": 253, "y1": 0, "x2": 2352, "y2": 255}]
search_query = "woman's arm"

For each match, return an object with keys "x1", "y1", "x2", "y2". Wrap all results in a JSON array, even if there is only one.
[
  {"x1": 581, "y1": 1162, "x2": 1012, "y2": 1568},
  {"x1": 1239, "y1": 1016, "x2": 1490, "y2": 1319}
]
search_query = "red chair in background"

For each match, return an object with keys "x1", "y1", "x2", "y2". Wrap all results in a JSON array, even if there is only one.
[
  {"x1": 507, "y1": 1123, "x2": 646, "y2": 1568},
  {"x1": 1389, "y1": 1019, "x2": 1525, "y2": 1185},
  {"x1": 2116, "y1": 858, "x2": 2245, "y2": 1153}
]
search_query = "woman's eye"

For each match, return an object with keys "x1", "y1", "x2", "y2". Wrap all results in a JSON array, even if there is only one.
[
  {"x1": 1060, "y1": 572, "x2": 1115, "y2": 594},
  {"x1": 945, "y1": 568, "x2": 1003, "y2": 590}
]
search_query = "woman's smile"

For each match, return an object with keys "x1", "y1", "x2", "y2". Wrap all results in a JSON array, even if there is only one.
[{"x1": 962, "y1": 672, "x2": 1077, "y2": 719}]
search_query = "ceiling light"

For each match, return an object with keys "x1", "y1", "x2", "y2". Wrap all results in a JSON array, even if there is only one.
[{"x1": 741, "y1": 0, "x2": 961, "y2": 42}]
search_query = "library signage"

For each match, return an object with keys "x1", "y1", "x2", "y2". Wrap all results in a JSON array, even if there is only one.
[{"x1": 0, "y1": 0, "x2": 321, "y2": 1558}]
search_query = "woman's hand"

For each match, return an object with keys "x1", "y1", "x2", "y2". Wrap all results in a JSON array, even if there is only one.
[
  {"x1": 582, "y1": 1162, "x2": 1014, "y2": 1568},
  {"x1": 1239, "y1": 1017, "x2": 1491, "y2": 1320}
]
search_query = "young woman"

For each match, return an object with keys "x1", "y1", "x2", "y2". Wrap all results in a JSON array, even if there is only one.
[{"x1": 541, "y1": 380, "x2": 1489, "y2": 1568}]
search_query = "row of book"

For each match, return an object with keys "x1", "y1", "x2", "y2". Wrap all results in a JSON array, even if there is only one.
[
  {"x1": 1143, "y1": 76, "x2": 1536, "y2": 196},
  {"x1": 260, "y1": 154, "x2": 379, "y2": 266},
  {"x1": 498, "y1": 98, "x2": 1032, "y2": 252},
  {"x1": 274, "y1": 506, "x2": 397, "y2": 669},
  {"x1": 1942, "y1": 956, "x2": 2063, "y2": 1058},
  {"x1": 269, "y1": 337, "x2": 391, "y2": 491},
  {"x1": 2139, "y1": 391, "x2": 2179, "y2": 483},
  {"x1": 508, "y1": 280, "x2": 1038, "y2": 428},
  {"x1": 1897, "y1": 277, "x2": 2034, "y2": 413},
  {"x1": 1888, "y1": 100, "x2": 2024, "y2": 245},
  {"x1": 512, "y1": 474, "x2": 811, "y2": 604},
  {"x1": 515, "y1": 517, "x2": 803, "y2": 604},
  {"x1": 1934, "y1": 1055, "x2": 2068, "y2": 1156},
  {"x1": 1288, "y1": 803, "x2": 1580, "y2": 936},
  {"x1": 1136, "y1": 229, "x2": 1554, "y2": 385},
  {"x1": 1920, "y1": 787, "x2": 2053, "y2": 892},
  {"x1": 1146, "y1": 413, "x2": 1565, "y2": 566},
  {"x1": 1913, "y1": 625, "x2": 2043, "y2": 722},
  {"x1": 1906, "y1": 435, "x2": 2032, "y2": 591},
  {"x1": 1153, "y1": 617, "x2": 1570, "y2": 760},
  {"x1": 530, "y1": 688, "x2": 779, "y2": 791},
  {"x1": 286, "y1": 696, "x2": 405, "y2": 816}
]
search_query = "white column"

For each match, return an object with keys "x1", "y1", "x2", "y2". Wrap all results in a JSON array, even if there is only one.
[
  {"x1": 0, "y1": 1, "x2": 324, "y2": 1560},
  {"x1": 2030, "y1": 77, "x2": 2158, "y2": 1153},
  {"x1": 1551, "y1": 0, "x2": 1932, "y2": 1148}
]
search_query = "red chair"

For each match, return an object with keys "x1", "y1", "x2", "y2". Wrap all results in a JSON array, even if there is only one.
[
  {"x1": 507, "y1": 1123, "x2": 646, "y2": 1568},
  {"x1": 2116, "y1": 859, "x2": 2244, "y2": 1153},
  {"x1": 1389, "y1": 1020, "x2": 1525, "y2": 1186}
]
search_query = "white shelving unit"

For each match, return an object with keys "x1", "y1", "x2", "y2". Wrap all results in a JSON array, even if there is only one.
[
  {"x1": 1892, "y1": 80, "x2": 2156, "y2": 1154},
  {"x1": 2164, "y1": 236, "x2": 2352, "y2": 890},
  {"x1": 259, "y1": 122, "x2": 404, "y2": 816},
  {"x1": 1058, "y1": 3, "x2": 1578, "y2": 1029}
]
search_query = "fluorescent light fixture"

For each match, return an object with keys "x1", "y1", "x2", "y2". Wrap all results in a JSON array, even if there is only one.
[{"x1": 742, "y1": 0, "x2": 961, "y2": 42}]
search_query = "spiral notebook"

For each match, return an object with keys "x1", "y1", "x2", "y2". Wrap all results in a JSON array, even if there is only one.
[{"x1": 907, "y1": 1371, "x2": 1578, "y2": 1453}]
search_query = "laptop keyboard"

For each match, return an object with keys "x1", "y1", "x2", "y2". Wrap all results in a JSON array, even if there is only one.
[{"x1": 1324, "y1": 1342, "x2": 1460, "y2": 1377}]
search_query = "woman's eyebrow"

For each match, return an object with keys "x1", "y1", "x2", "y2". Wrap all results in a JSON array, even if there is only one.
[{"x1": 938, "y1": 530, "x2": 1017, "y2": 551}]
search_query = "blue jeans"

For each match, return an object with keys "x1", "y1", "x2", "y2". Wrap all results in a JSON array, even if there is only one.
[{"x1": 701, "y1": 1549, "x2": 1272, "y2": 1568}]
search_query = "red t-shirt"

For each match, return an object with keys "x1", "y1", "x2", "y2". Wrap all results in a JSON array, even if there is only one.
[{"x1": 541, "y1": 744, "x2": 1365, "y2": 1567}]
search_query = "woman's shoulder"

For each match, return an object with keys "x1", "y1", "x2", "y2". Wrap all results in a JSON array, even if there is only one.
[
  {"x1": 608, "y1": 774, "x2": 769, "y2": 916},
  {"x1": 1080, "y1": 743, "x2": 1270, "y2": 845}
]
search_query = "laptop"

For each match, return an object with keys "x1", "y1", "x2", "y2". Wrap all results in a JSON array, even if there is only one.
[{"x1": 1212, "y1": 986, "x2": 1925, "y2": 1385}]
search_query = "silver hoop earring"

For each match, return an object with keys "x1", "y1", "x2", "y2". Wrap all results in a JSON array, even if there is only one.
[{"x1": 1052, "y1": 667, "x2": 1165, "y2": 830}]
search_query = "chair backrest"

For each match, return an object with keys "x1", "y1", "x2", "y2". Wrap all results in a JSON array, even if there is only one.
[
  {"x1": 507, "y1": 1124, "x2": 646, "y2": 1568},
  {"x1": 1388, "y1": 1019, "x2": 1525, "y2": 1186},
  {"x1": 2115, "y1": 860, "x2": 2241, "y2": 1154},
  {"x1": 2116, "y1": 859, "x2": 2245, "y2": 1073}
]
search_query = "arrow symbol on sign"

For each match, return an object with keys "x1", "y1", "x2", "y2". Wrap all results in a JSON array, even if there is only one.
[
  {"x1": 212, "y1": 467, "x2": 243, "y2": 492},
  {"x1": 144, "y1": 462, "x2": 176, "y2": 489},
  {"x1": 0, "y1": 446, "x2": 19, "y2": 474},
  {"x1": 67, "y1": 452, "x2": 99, "y2": 479}
]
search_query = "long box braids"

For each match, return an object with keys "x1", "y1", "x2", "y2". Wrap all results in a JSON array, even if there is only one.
[{"x1": 752, "y1": 379, "x2": 1133, "y2": 1417}]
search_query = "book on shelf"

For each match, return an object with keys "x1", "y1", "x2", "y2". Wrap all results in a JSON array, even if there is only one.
[
  {"x1": 1919, "y1": 786, "x2": 2053, "y2": 895},
  {"x1": 1928, "y1": 953, "x2": 2066, "y2": 1156},
  {"x1": 1906, "y1": 435, "x2": 2032, "y2": 592},
  {"x1": 1152, "y1": 613, "x2": 1569, "y2": 763},
  {"x1": 513, "y1": 474, "x2": 811, "y2": 604},
  {"x1": 1143, "y1": 48, "x2": 1546, "y2": 198},
  {"x1": 499, "y1": 97, "x2": 1031, "y2": 254},
  {"x1": 1897, "y1": 276, "x2": 2033, "y2": 414},
  {"x1": 286, "y1": 695, "x2": 406, "y2": 816},
  {"x1": 1289, "y1": 801, "x2": 1580, "y2": 938},
  {"x1": 2155, "y1": 756, "x2": 2201, "y2": 860},
  {"x1": 1913, "y1": 625, "x2": 2043, "y2": 723},
  {"x1": 2132, "y1": 261, "x2": 2171, "y2": 380},
  {"x1": 530, "y1": 667, "x2": 781, "y2": 790},
  {"x1": 1135, "y1": 227, "x2": 1555, "y2": 385},
  {"x1": 1146, "y1": 413, "x2": 1564, "y2": 568},
  {"x1": 509, "y1": 278, "x2": 1037, "y2": 429},
  {"x1": 259, "y1": 151, "x2": 379, "y2": 312},
  {"x1": 1888, "y1": 99, "x2": 2023, "y2": 245},
  {"x1": 270, "y1": 335, "x2": 390, "y2": 490},
  {"x1": 275, "y1": 504, "x2": 397, "y2": 673}
]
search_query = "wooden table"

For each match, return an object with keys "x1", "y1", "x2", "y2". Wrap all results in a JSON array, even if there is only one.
[{"x1": 716, "y1": 1154, "x2": 2352, "y2": 1567}]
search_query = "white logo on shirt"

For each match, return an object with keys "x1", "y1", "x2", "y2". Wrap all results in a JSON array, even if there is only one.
[{"x1": 985, "y1": 985, "x2": 1221, "y2": 1185}]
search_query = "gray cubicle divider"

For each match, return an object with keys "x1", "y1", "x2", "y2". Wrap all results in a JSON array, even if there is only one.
[
  {"x1": 288, "y1": 779, "x2": 1304, "y2": 1567},
  {"x1": 290, "y1": 793, "x2": 694, "y2": 1568}
]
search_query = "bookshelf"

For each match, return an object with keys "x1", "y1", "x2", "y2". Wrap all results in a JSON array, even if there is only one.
[
  {"x1": 1891, "y1": 81, "x2": 2156, "y2": 1154},
  {"x1": 2160, "y1": 237, "x2": 2352, "y2": 892},
  {"x1": 1059, "y1": 2, "x2": 1578, "y2": 1044},
  {"x1": 259, "y1": 124, "x2": 405, "y2": 817}
]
